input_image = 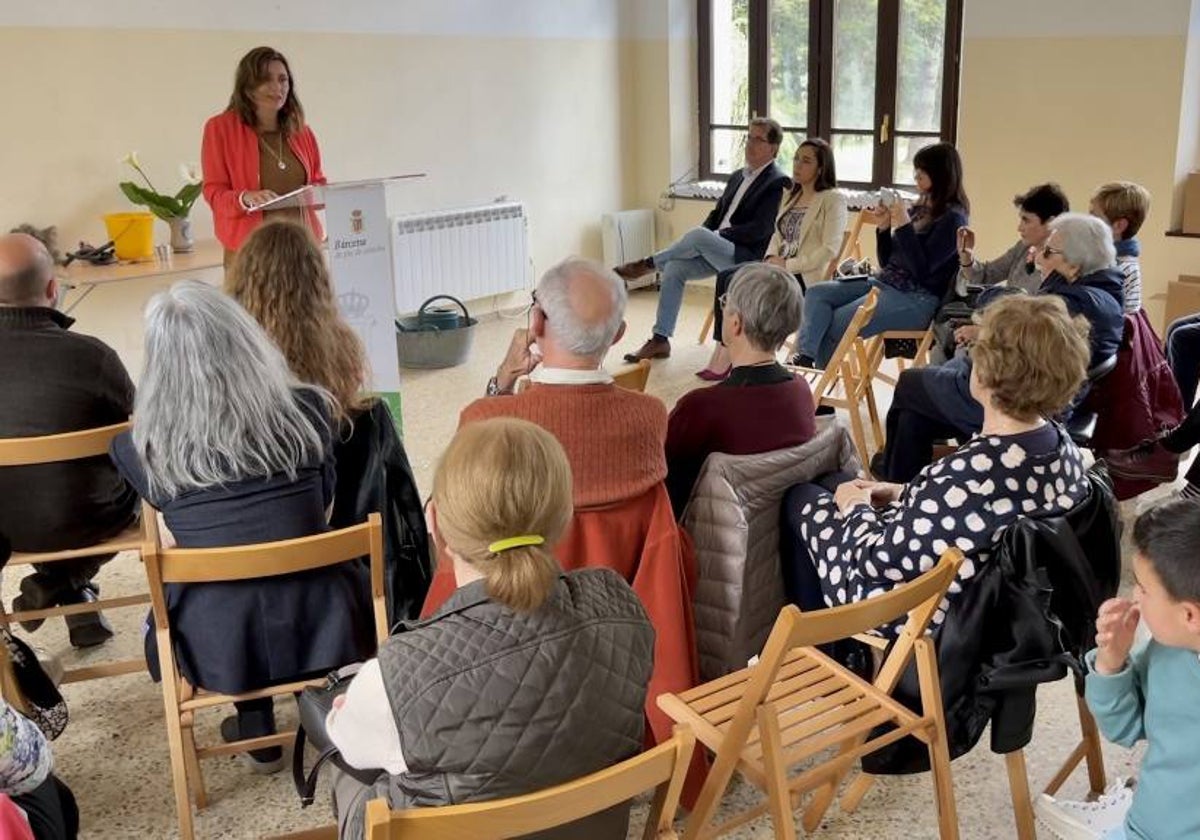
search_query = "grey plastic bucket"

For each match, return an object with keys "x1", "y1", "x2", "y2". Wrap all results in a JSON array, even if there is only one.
[{"x1": 395, "y1": 295, "x2": 477, "y2": 369}]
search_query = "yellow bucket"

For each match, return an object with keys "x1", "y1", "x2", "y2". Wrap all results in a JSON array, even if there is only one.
[{"x1": 103, "y1": 212, "x2": 155, "y2": 260}]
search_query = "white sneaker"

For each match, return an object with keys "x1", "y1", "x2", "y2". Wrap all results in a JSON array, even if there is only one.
[{"x1": 1034, "y1": 779, "x2": 1134, "y2": 839}]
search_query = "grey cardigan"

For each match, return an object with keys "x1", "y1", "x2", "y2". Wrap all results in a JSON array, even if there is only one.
[{"x1": 956, "y1": 239, "x2": 1041, "y2": 295}]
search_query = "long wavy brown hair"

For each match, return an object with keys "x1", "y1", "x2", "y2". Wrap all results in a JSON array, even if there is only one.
[
  {"x1": 226, "y1": 221, "x2": 369, "y2": 418},
  {"x1": 228, "y1": 46, "x2": 305, "y2": 134}
]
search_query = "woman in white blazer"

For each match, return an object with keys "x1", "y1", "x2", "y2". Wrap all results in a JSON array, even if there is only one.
[{"x1": 700, "y1": 138, "x2": 848, "y2": 379}]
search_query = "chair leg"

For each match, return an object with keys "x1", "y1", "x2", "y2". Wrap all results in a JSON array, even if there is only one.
[
  {"x1": 698, "y1": 309, "x2": 714, "y2": 344},
  {"x1": 681, "y1": 742, "x2": 742, "y2": 840},
  {"x1": 916, "y1": 639, "x2": 959, "y2": 839},
  {"x1": 863, "y1": 384, "x2": 884, "y2": 455},
  {"x1": 1004, "y1": 751, "x2": 1037, "y2": 840},
  {"x1": 162, "y1": 681, "x2": 196, "y2": 839},
  {"x1": 1077, "y1": 695, "x2": 1107, "y2": 796},
  {"x1": 757, "y1": 705, "x2": 797, "y2": 840},
  {"x1": 180, "y1": 710, "x2": 208, "y2": 810},
  {"x1": 846, "y1": 399, "x2": 871, "y2": 469},
  {"x1": 840, "y1": 772, "x2": 875, "y2": 813}
]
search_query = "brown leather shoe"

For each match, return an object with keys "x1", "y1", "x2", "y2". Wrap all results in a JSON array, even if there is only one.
[
  {"x1": 623, "y1": 335, "x2": 671, "y2": 363},
  {"x1": 614, "y1": 257, "x2": 655, "y2": 281}
]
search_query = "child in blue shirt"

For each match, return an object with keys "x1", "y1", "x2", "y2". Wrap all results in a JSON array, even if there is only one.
[
  {"x1": 1036, "y1": 497, "x2": 1200, "y2": 839},
  {"x1": 1089, "y1": 181, "x2": 1150, "y2": 314}
]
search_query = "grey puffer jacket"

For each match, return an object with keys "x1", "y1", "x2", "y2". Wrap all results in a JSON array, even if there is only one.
[
  {"x1": 682, "y1": 418, "x2": 860, "y2": 680},
  {"x1": 339, "y1": 568, "x2": 654, "y2": 839}
]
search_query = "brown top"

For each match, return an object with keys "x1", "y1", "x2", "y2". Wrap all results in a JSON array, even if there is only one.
[
  {"x1": 259, "y1": 130, "x2": 307, "y2": 227},
  {"x1": 459, "y1": 382, "x2": 668, "y2": 508}
]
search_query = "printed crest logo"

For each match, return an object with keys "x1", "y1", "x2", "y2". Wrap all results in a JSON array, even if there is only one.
[
  {"x1": 338, "y1": 290, "x2": 370, "y2": 319},
  {"x1": 350, "y1": 209, "x2": 364, "y2": 234}
]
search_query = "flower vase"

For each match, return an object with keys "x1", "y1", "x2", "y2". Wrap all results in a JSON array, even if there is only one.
[{"x1": 168, "y1": 217, "x2": 194, "y2": 253}]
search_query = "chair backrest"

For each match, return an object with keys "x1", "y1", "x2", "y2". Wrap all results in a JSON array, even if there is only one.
[
  {"x1": 826, "y1": 209, "x2": 877, "y2": 279},
  {"x1": 0, "y1": 421, "x2": 130, "y2": 467},
  {"x1": 142, "y1": 511, "x2": 389, "y2": 643},
  {"x1": 363, "y1": 726, "x2": 696, "y2": 840},
  {"x1": 801, "y1": 288, "x2": 879, "y2": 400},
  {"x1": 612, "y1": 359, "x2": 652, "y2": 392}
]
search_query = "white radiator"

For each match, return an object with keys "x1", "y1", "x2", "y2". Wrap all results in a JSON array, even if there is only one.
[
  {"x1": 391, "y1": 202, "x2": 529, "y2": 314},
  {"x1": 602, "y1": 209, "x2": 657, "y2": 290}
]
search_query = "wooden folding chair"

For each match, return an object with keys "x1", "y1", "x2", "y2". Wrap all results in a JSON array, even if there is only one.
[
  {"x1": 840, "y1": 671, "x2": 1105, "y2": 840},
  {"x1": 825, "y1": 209, "x2": 876, "y2": 280},
  {"x1": 0, "y1": 421, "x2": 149, "y2": 688},
  {"x1": 360, "y1": 726, "x2": 695, "y2": 839},
  {"x1": 865, "y1": 327, "x2": 936, "y2": 388},
  {"x1": 657, "y1": 548, "x2": 964, "y2": 840},
  {"x1": 143, "y1": 512, "x2": 389, "y2": 840},
  {"x1": 784, "y1": 288, "x2": 882, "y2": 466}
]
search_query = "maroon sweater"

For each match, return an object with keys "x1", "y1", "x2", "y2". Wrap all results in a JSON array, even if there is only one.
[{"x1": 665, "y1": 363, "x2": 817, "y2": 516}]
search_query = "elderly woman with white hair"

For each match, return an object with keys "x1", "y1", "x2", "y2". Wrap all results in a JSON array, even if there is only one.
[
  {"x1": 665, "y1": 263, "x2": 817, "y2": 515},
  {"x1": 110, "y1": 281, "x2": 373, "y2": 774},
  {"x1": 870, "y1": 212, "x2": 1125, "y2": 483}
]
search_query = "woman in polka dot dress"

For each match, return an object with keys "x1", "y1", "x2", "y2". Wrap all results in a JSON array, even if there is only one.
[{"x1": 782, "y1": 294, "x2": 1095, "y2": 634}]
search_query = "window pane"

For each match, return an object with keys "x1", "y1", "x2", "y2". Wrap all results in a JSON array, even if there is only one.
[
  {"x1": 711, "y1": 128, "x2": 747, "y2": 176},
  {"x1": 893, "y1": 135, "x2": 940, "y2": 185},
  {"x1": 832, "y1": 133, "x2": 873, "y2": 183},
  {"x1": 711, "y1": 0, "x2": 751, "y2": 126},
  {"x1": 832, "y1": 0, "x2": 878, "y2": 130},
  {"x1": 896, "y1": 0, "x2": 946, "y2": 133},
  {"x1": 778, "y1": 131, "x2": 807, "y2": 171},
  {"x1": 769, "y1": 0, "x2": 810, "y2": 129}
]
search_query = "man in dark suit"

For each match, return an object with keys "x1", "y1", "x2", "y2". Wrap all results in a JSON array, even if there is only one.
[{"x1": 618, "y1": 117, "x2": 790, "y2": 361}]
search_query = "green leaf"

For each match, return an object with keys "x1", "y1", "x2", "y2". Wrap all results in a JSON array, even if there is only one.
[
  {"x1": 174, "y1": 181, "x2": 203, "y2": 215},
  {"x1": 119, "y1": 180, "x2": 180, "y2": 221}
]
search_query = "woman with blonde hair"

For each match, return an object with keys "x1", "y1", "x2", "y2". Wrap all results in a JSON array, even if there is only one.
[
  {"x1": 327, "y1": 417, "x2": 654, "y2": 839},
  {"x1": 229, "y1": 220, "x2": 431, "y2": 622},
  {"x1": 783, "y1": 294, "x2": 1092, "y2": 623}
]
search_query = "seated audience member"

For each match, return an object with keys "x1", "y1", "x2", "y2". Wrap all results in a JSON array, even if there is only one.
[
  {"x1": 794, "y1": 142, "x2": 969, "y2": 369},
  {"x1": 327, "y1": 418, "x2": 655, "y2": 840},
  {"x1": 873, "y1": 212, "x2": 1125, "y2": 483},
  {"x1": 782, "y1": 294, "x2": 1090, "y2": 622},
  {"x1": 1036, "y1": 498, "x2": 1200, "y2": 840},
  {"x1": 700, "y1": 138, "x2": 847, "y2": 378},
  {"x1": 0, "y1": 700, "x2": 78, "y2": 840},
  {"x1": 1089, "y1": 181, "x2": 1150, "y2": 313},
  {"x1": 225, "y1": 220, "x2": 430, "y2": 621},
  {"x1": 618, "y1": 118, "x2": 790, "y2": 362},
  {"x1": 666, "y1": 263, "x2": 816, "y2": 515},
  {"x1": 955, "y1": 183, "x2": 1069, "y2": 295},
  {"x1": 0, "y1": 232, "x2": 137, "y2": 649},
  {"x1": 1107, "y1": 401, "x2": 1200, "y2": 499},
  {"x1": 1164, "y1": 310, "x2": 1200, "y2": 409},
  {"x1": 462, "y1": 258, "x2": 667, "y2": 507},
  {"x1": 109, "y1": 281, "x2": 372, "y2": 774}
]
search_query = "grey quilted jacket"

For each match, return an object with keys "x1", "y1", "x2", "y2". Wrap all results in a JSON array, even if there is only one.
[
  {"x1": 339, "y1": 568, "x2": 654, "y2": 839},
  {"x1": 682, "y1": 419, "x2": 860, "y2": 680}
]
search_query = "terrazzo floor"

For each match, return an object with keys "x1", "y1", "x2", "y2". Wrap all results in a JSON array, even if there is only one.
[{"x1": 5, "y1": 277, "x2": 1173, "y2": 838}]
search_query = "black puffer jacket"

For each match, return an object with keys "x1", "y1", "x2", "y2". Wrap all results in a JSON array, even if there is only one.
[{"x1": 863, "y1": 466, "x2": 1121, "y2": 774}]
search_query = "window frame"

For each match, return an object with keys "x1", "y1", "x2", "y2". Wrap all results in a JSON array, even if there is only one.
[{"x1": 697, "y1": 0, "x2": 964, "y2": 187}]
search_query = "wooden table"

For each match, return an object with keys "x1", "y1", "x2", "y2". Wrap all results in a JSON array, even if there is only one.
[{"x1": 59, "y1": 239, "x2": 224, "y2": 313}]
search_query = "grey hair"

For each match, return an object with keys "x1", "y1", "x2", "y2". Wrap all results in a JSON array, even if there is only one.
[
  {"x1": 132, "y1": 280, "x2": 331, "y2": 499},
  {"x1": 534, "y1": 257, "x2": 627, "y2": 358},
  {"x1": 725, "y1": 263, "x2": 803, "y2": 352},
  {"x1": 1048, "y1": 213, "x2": 1116, "y2": 277}
]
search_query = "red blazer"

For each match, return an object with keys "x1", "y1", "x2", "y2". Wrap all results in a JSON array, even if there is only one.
[{"x1": 200, "y1": 109, "x2": 327, "y2": 251}]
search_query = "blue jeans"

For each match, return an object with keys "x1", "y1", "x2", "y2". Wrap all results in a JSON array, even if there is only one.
[
  {"x1": 799, "y1": 278, "x2": 940, "y2": 368},
  {"x1": 651, "y1": 227, "x2": 737, "y2": 337},
  {"x1": 1166, "y1": 312, "x2": 1200, "y2": 408}
]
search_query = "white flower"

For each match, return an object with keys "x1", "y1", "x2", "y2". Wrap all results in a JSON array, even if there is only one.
[
  {"x1": 120, "y1": 151, "x2": 141, "y2": 168},
  {"x1": 179, "y1": 162, "x2": 201, "y2": 184}
]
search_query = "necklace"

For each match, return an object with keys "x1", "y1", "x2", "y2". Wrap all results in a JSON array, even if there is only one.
[{"x1": 258, "y1": 132, "x2": 287, "y2": 171}]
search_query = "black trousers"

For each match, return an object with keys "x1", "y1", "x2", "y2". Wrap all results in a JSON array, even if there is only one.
[
  {"x1": 779, "y1": 470, "x2": 856, "y2": 610},
  {"x1": 13, "y1": 775, "x2": 78, "y2": 840}
]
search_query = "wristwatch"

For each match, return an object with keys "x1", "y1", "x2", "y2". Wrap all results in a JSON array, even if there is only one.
[{"x1": 485, "y1": 376, "x2": 513, "y2": 397}]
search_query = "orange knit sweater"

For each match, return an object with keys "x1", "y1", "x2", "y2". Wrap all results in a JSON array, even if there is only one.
[{"x1": 459, "y1": 383, "x2": 668, "y2": 508}]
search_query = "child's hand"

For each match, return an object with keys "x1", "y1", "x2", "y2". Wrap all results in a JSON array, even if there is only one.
[{"x1": 1094, "y1": 597, "x2": 1140, "y2": 675}]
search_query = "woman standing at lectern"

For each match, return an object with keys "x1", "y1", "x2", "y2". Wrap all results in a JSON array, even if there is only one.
[{"x1": 202, "y1": 46, "x2": 327, "y2": 267}]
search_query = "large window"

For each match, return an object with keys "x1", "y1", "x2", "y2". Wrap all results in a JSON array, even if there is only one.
[{"x1": 699, "y1": 0, "x2": 963, "y2": 187}]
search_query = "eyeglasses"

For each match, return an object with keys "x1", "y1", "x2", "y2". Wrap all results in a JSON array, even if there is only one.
[
  {"x1": 746, "y1": 134, "x2": 771, "y2": 146},
  {"x1": 717, "y1": 293, "x2": 729, "y2": 308},
  {"x1": 1041, "y1": 245, "x2": 1064, "y2": 259}
]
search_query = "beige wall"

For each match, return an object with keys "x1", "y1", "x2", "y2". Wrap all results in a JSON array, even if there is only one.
[{"x1": 0, "y1": 25, "x2": 628, "y2": 285}]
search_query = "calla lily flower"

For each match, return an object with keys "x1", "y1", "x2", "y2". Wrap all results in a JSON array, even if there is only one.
[
  {"x1": 179, "y1": 163, "x2": 202, "y2": 185},
  {"x1": 120, "y1": 151, "x2": 141, "y2": 168}
]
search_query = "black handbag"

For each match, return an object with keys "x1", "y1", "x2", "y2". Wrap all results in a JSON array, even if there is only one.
[{"x1": 292, "y1": 663, "x2": 382, "y2": 807}]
